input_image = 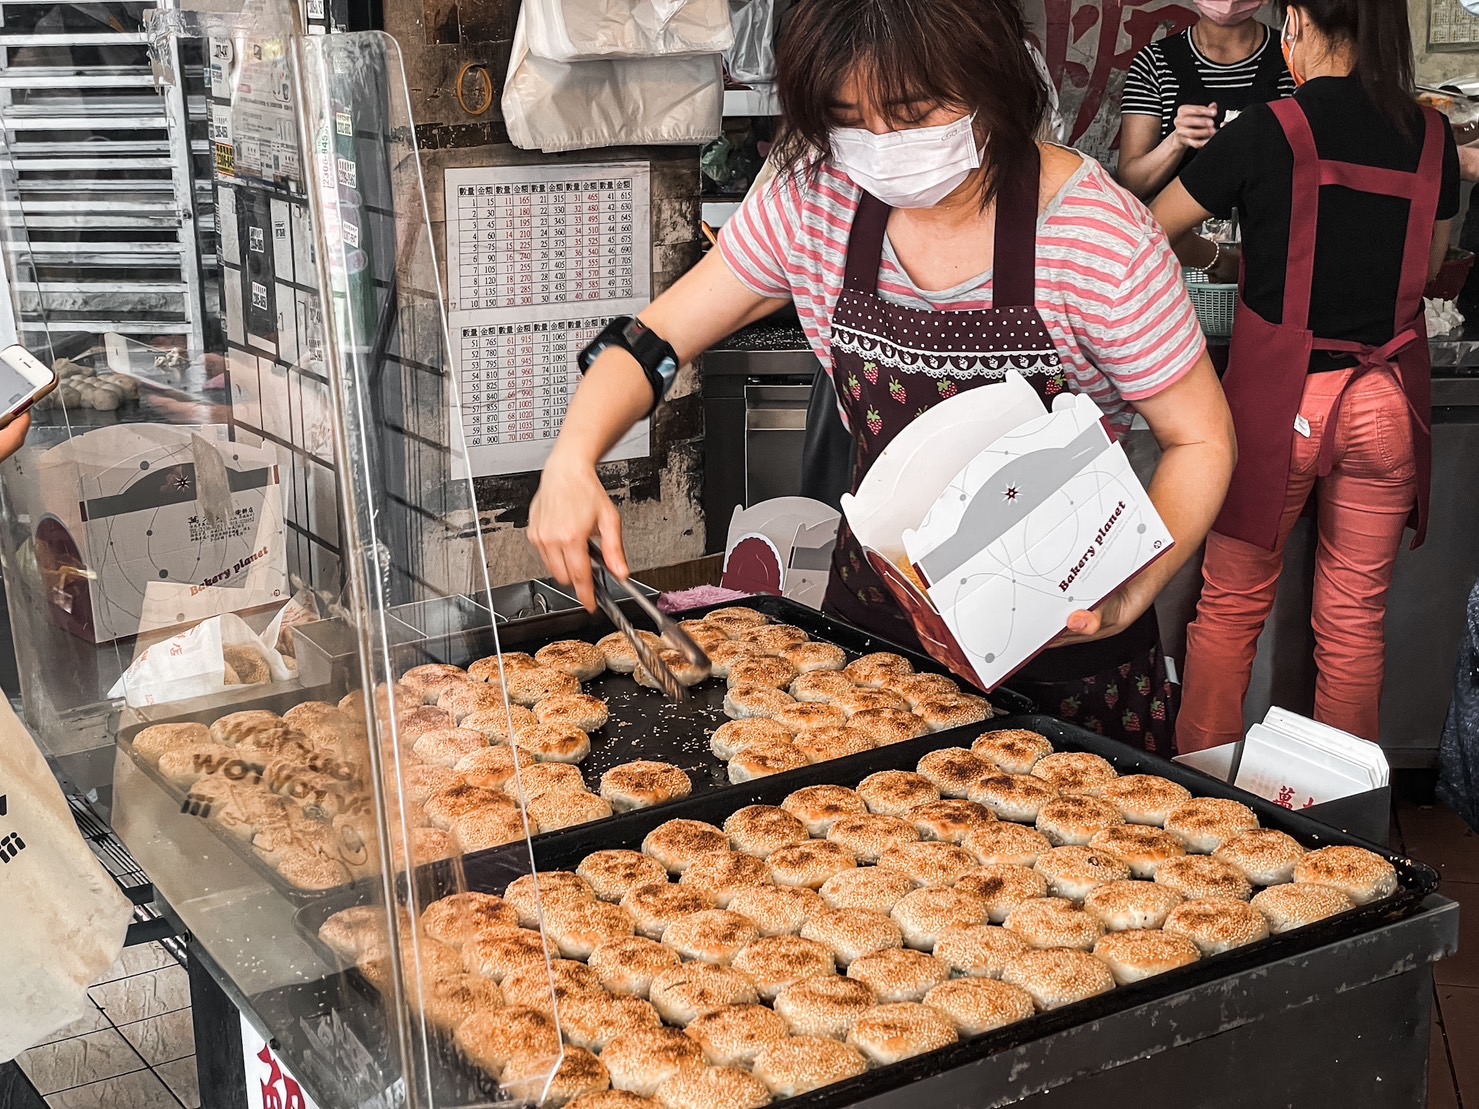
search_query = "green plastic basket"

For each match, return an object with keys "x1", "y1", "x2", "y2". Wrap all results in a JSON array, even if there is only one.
[{"x1": 1183, "y1": 268, "x2": 1238, "y2": 340}]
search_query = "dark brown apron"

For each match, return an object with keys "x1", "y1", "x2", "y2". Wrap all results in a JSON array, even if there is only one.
[
  {"x1": 821, "y1": 146, "x2": 1174, "y2": 751},
  {"x1": 1213, "y1": 99, "x2": 1444, "y2": 550}
]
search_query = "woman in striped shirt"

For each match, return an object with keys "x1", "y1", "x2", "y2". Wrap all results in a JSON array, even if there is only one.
[{"x1": 529, "y1": 0, "x2": 1236, "y2": 752}]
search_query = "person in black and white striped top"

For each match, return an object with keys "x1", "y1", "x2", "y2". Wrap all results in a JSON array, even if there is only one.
[{"x1": 1117, "y1": 2, "x2": 1294, "y2": 201}]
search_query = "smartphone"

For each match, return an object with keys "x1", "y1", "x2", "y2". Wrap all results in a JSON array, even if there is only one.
[{"x1": 0, "y1": 344, "x2": 56, "y2": 427}]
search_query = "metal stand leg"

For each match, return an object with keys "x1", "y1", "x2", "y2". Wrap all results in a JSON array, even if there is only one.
[{"x1": 187, "y1": 940, "x2": 248, "y2": 1109}]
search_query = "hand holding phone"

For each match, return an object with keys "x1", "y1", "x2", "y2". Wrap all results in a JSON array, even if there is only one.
[{"x1": 0, "y1": 345, "x2": 56, "y2": 430}]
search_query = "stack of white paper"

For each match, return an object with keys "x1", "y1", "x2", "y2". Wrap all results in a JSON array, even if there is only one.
[{"x1": 1232, "y1": 708, "x2": 1389, "y2": 810}]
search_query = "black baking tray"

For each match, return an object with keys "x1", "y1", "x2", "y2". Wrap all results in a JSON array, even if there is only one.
[
  {"x1": 116, "y1": 596, "x2": 1028, "y2": 906},
  {"x1": 294, "y1": 710, "x2": 1440, "y2": 1109}
]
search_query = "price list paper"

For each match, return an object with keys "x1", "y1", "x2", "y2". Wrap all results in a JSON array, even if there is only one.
[{"x1": 444, "y1": 163, "x2": 652, "y2": 477}]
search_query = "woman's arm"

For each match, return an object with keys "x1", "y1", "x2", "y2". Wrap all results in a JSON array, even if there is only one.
[
  {"x1": 1150, "y1": 180, "x2": 1239, "y2": 282},
  {"x1": 1431, "y1": 218, "x2": 1454, "y2": 281},
  {"x1": 1062, "y1": 356, "x2": 1237, "y2": 640},
  {"x1": 529, "y1": 248, "x2": 788, "y2": 607},
  {"x1": 1117, "y1": 108, "x2": 1216, "y2": 201}
]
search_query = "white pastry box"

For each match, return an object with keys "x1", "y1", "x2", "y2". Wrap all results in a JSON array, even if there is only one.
[{"x1": 841, "y1": 373, "x2": 1173, "y2": 690}]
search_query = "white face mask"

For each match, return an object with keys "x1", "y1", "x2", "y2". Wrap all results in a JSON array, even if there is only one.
[{"x1": 829, "y1": 113, "x2": 981, "y2": 209}]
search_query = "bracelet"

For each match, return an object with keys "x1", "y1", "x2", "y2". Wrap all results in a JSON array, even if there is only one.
[{"x1": 1194, "y1": 237, "x2": 1222, "y2": 277}]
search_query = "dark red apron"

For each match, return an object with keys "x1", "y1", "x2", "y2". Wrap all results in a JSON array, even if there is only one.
[
  {"x1": 821, "y1": 146, "x2": 1175, "y2": 752},
  {"x1": 1214, "y1": 99, "x2": 1444, "y2": 550}
]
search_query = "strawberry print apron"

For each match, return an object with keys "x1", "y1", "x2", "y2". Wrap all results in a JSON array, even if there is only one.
[{"x1": 821, "y1": 145, "x2": 1176, "y2": 753}]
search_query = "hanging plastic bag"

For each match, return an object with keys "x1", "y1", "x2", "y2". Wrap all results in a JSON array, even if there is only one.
[
  {"x1": 503, "y1": 3, "x2": 724, "y2": 153},
  {"x1": 0, "y1": 696, "x2": 132, "y2": 1061},
  {"x1": 725, "y1": 0, "x2": 778, "y2": 85},
  {"x1": 525, "y1": 0, "x2": 732, "y2": 61}
]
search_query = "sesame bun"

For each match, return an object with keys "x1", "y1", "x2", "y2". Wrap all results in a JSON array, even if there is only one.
[
  {"x1": 1002, "y1": 947, "x2": 1115, "y2": 1011},
  {"x1": 401, "y1": 664, "x2": 470, "y2": 704},
  {"x1": 527, "y1": 790, "x2": 615, "y2": 832},
  {"x1": 932, "y1": 923, "x2": 1030, "y2": 979},
  {"x1": 462, "y1": 926, "x2": 559, "y2": 982},
  {"x1": 782, "y1": 785, "x2": 869, "y2": 836},
  {"x1": 904, "y1": 799, "x2": 997, "y2": 844},
  {"x1": 515, "y1": 722, "x2": 593, "y2": 764},
  {"x1": 913, "y1": 694, "x2": 994, "y2": 732},
  {"x1": 784, "y1": 641, "x2": 849, "y2": 673},
  {"x1": 732, "y1": 935, "x2": 837, "y2": 1000},
  {"x1": 1213, "y1": 829, "x2": 1307, "y2": 887},
  {"x1": 569, "y1": 1093, "x2": 658, "y2": 1109},
  {"x1": 887, "y1": 673, "x2": 962, "y2": 709},
  {"x1": 724, "y1": 806, "x2": 810, "y2": 858},
  {"x1": 768, "y1": 841, "x2": 858, "y2": 889},
  {"x1": 916, "y1": 748, "x2": 995, "y2": 799},
  {"x1": 1154, "y1": 855, "x2": 1254, "y2": 902},
  {"x1": 739, "y1": 624, "x2": 812, "y2": 655},
  {"x1": 1003, "y1": 898, "x2": 1105, "y2": 952},
  {"x1": 848, "y1": 708, "x2": 931, "y2": 746},
  {"x1": 1163, "y1": 897, "x2": 1271, "y2": 955},
  {"x1": 818, "y1": 867, "x2": 917, "y2": 914},
  {"x1": 398, "y1": 765, "x2": 465, "y2": 807},
  {"x1": 971, "y1": 730, "x2": 1054, "y2": 775},
  {"x1": 1293, "y1": 845, "x2": 1399, "y2": 905},
  {"x1": 752, "y1": 1036, "x2": 868, "y2": 1098},
  {"x1": 536, "y1": 640, "x2": 608, "y2": 681},
  {"x1": 679, "y1": 622, "x2": 731, "y2": 654},
  {"x1": 589, "y1": 935, "x2": 682, "y2": 997},
  {"x1": 789, "y1": 670, "x2": 857, "y2": 704},
  {"x1": 1082, "y1": 880, "x2": 1184, "y2": 931},
  {"x1": 538, "y1": 693, "x2": 611, "y2": 734},
  {"x1": 558, "y1": 994, "x2": 664, "y2": 1053},
  {"x1": 826, "y1": 813, "x2": 921, "y2": 864},
  {"x1": 504, "y1": 666, "x2": 583, "y2": 707},
  {"x1": 768, "y1": 982, "x2": 875, "y2": 1047},
  {"x1": 500, "y1": 958, "x2": 604, "y2": 1012},
  {"x1": 1086, "y1": 825, "x2": 1186, "y2": 880},
  {"x1": 963, "y1": 822, "x2": 1055, "y2": 868},
  {"x1": 709, "y1": 640, "x2": 763, "y2": 680},
  {"x1": 579, "y1": 850, "x2": 671, "y2": 902},
  {"x1": 1096, "y1": 774, "x2": 1192, "y2": 826},
  {"x1": 727, "y1": 656, "x2": 801, "y2": 691},
  {"x1": 725, "y1": 884, "x2": 823, "y2": 937},
  {"x1": 727, "y1": 742, "x2": 811, "y2": 783},
  {"x1": 438, "y1": 683, "x2": 507, "y2": 724},
  {"x1": 422, "y1": 782, "x2": 507, "y2": 830},
  {"x1": 1093, "y1": 929, "x2": 1201, "y2": 986},
  {"x1": 705, "y1": 607, "x2": 771, "y2": 633},
  {"x1": 892, "y1": 886, "x2": 991, "y2": 950},
  {"x1": 358, "y1": 935, "x2": 462, "y2": 993},
  {"x1": 621, "y1": 882, "x2": 717, "y2": 941},
  {"x1": 950, "y1": 864, "x2": 1046, "y2": 923},
  {"x1": 411, "y1": 727, "x2": 487, "y2": 768},
  {"x1": 1034, "y1": 846, "x2": 1133, "y2": 902},
  {"x1": 723, "y1": 685, "x2": 797, "y2": 722},
  {"x1": 924, "y1": 977, "x2": 1036, "y2": 1037},
  {"x1": 649, "y1": 964, "x2": 761, "y2": 1026},
  {"x1": 460, "y1": 704, "x2": 539, "y2": 744},
  {"x1": 684, "y1": 1003, "x2": 790, "y2": 1068},
  {"x1": 1029, "y1": 752, "x2": 1119, "y2": 796},
  {"x1": 847, "y1": 947, "x2": 951, "y2": 1003},
  {"x1": 710, "y1": 719, "x2": 792, "y2": 761},
  {"x1": 542, "y1": 900, "x2": 637, "y2": 960},
  {"x1": 801, "y1": 907, "x2": 906, "y2": 968},
  {"x1": 845, "y1": 652, "x2": 915, "y2": 687},
  {"x1": 454, "y1": 744, "x2": 537, "y2": 791},
  {"x1": 133, "y1": 722, "x2": 211, "y2": 763},
  {"x1": 771, "y1": 702, "x2": 850, "y2": 734},
  {"x1": 503, "y1": 870, "x2": 595, "y2": 927},
  {"x1": 858, "y1": 771, "x2": 941, "y2": 817},
  {"x1": 1164, "y1": 798, "x2": 1260, "y2": 853},
  {"x1": 598, "y1": 632, "x2": 649, "y2": 674},
  {"x1": 603, "y1": 1027, "x2": 707, "y2": 1097},
  {"x1": 655, "y1": 1066, "x2": 772, "y2": 1109},
  {"x1": 318, "y1": 905, "x2": 392, "y2": 961},
  {"x1": 793, "y1": 726, "x2": 879, "y2": 765},
  {"x1": 664, "y1": 910, "x2": 762, "y2": 966},
  {"x1": 876, "y1": 842, "x2": 978, "y2": 888},
  {"x1": 1036, "y1": 796, "x2": 1126, "y2": 847},
  {"x1": 418, "y1": 973, "x2": 504, "y2": 1032},
  {"x1": 503, "y1": 761, "x2": 587, "y2": 804},
  {"x1": 455, "y1": 1005, "x2": 560, "y2": 1077},
  {"x1": 835, "y1": 688, "x2": 914, "y2": 716},
  {"x1": 420, "y1": 892, "x2": 519, "y2": 948},
  {"x1": 679, "y1": 852, "x2": 775, "y2": 908},
  {"x1": 1251, "y1": 882, "x2": 1356, "y2": 933},
  {"x1": 467, "y1": 653, "x2": 540, "y2": 683},
  {"x1": 601, "y1": 762, "x2": 693, "y2": 813},
  {"x1": 846, "y1": 1001, "x2": 958, "y2": 1064},
  {"x1": 643, "y1": 819, "x2": 732, "y2": 875},
  {"x1": 967, "y1": 772, "x2": 1060, "y2": 824}
]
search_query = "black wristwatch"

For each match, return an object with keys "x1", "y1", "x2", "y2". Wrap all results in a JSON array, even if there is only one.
[{"x1": 578, "y1": 315, "x2": 679, "y2": 416}]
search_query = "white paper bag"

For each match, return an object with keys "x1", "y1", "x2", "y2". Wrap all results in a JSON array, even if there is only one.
[
  {"x1": 107, "y1": 610, "x2": 295, "y2": 708},
  {"x1": 0, "y1": 697, "x2": 132, "y2": 1062},
  {"x1": 525, "y1": 0, "x2": 732, "y2": 60}
]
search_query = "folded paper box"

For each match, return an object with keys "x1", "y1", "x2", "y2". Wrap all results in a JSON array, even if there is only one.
[{"x1": 841, "y1": 373, "x2": 1174, "y2": 690}]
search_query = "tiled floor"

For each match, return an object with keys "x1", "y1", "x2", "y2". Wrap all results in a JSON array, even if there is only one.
[{"x1": 16, "y1": 942, "x2": 199, "y2": 1109}]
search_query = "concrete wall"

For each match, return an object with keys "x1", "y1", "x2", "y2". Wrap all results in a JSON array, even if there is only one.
[{"x1": 1412, "y1": 0, "x2": 1479, "y2": 85}]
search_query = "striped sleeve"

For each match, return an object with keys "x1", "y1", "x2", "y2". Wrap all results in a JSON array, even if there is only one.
[
  {"x1": 1121, "y1": 45, "x2": 1164, "y2": 117},
  {"x1": 1070, "y1": 227, "x2": 1205, "y2": 401},
  {"x1": 719, "y1": 172, "x2": 801, "y2": 300}
]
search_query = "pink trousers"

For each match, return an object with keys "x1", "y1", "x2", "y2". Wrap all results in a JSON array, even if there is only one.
[{"x1": 1177, "y1": 368, "x2": 1417, "y2": 752}]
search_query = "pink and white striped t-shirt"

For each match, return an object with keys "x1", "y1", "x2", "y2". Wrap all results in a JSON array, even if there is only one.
[{"x1": 718, "y1": 154, "x2": 1206, "y2": 432}]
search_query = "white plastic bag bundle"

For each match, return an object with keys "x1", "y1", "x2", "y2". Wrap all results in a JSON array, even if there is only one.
[
  {"x1": 526, "y1": 0, "x2": 732, "y2": 61},
  {"x1": 503, "y1": 3, "x2": 724, "y2": 153},
  {"x1": 725, "y1": 0, "x2": 777, "y2": 85},
  {"x1": 0, "y1": 697, "x2": 132, "y2": 1062}
]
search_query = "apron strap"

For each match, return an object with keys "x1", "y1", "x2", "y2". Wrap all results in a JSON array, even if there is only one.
[
  {"x1": 842, "y1": 191, "x2": 892, "y2": 293},
  {"x1": 1312, "y1": 329, "x2": 1422, "y2": 476},
  {"x1": 992, "y1": 142, "x2": 1042, "y2": 308},
  {"x1": 1395, "y1": 108, "x2": 1448, "y2": 328},
  {"x1": 1269, "y1": 97, "x2": 1322, "y2": 329}
]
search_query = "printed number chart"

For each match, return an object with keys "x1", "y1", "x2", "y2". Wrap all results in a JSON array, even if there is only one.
[{"x1": 444, "y1": 162, "x2": 652, "y2": 476}]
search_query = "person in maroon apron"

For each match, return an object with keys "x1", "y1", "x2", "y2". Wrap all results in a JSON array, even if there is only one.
[
  {"x1": 1152, "y1": 0, "x2": 1459, "y2": 751},
  {"x1": 527, "y1": 0, "x2": 1238, "y2": 756}
]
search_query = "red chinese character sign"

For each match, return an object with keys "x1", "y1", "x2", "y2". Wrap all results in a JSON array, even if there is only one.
[
  {"x1": 1028, "y1": 0, "x2": 1198, "y2": 161},
  {"x1": 243, "y1": 1016, "x2": 323, "y2": 1109}
]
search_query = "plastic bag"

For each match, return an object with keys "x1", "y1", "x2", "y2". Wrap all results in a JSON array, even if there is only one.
[
  {"x1": 525, "y1": 0, "x2": 732, "y2": 61},
  {"x1": 0, "y1": 696, "x2": 132, "y2": 1061},
  {"x1": 725, "y1": 0, "x2": 777, "y2": 85},
  {"x1": 503, "y1": 3, "x2": 724, "y2": 153}
]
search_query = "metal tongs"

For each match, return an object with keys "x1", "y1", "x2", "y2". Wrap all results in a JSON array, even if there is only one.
[{"x1": 588, "y1": 538, "x2": 711, "y2": 701}]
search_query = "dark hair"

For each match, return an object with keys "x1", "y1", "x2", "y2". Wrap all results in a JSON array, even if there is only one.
[
  {"x1": 1283, "y1": 0, "x2": 1416, "y2": 131},
  {"x1": 771, "y1": 0, "x2": 1047, "y2": 208}
]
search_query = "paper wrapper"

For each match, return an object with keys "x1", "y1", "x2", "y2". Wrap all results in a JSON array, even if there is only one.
[{"x1": 108, "y1": 606, "x2": 296, "y2": 708}]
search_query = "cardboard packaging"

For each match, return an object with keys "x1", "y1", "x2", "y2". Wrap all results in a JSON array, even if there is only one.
[
  {"x1": 841, "y1": 373, "x2": 1174, "y2": 690},
  {"x1": 721, "y1": 497, "x2": 840, "y2": 610},
  {"x1": 25, "y1": 424, "x2": 288, "y2": 644}
]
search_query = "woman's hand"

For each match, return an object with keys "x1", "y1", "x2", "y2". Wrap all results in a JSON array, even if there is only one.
[
  {"x1": 528, "y1": 452, "x2": 627, "y2": 612},
  {"x1": 1052, "y1": 585, "x2": 1147, "y2": 646},
  {"x1": 0, "y1": 412, "x2": 31, "y2": 464},
  {"x1": 1171, "y1": 104, "x2": 1218, "y2": 150}
]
